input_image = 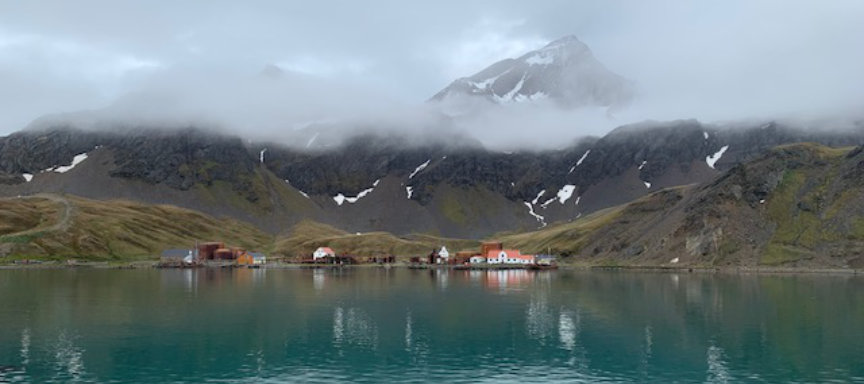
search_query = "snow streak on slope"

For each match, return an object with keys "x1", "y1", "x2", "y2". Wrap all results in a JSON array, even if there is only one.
[
  {"x1": 706, "y1": 145, "x2": 729, "y2": 169},
  {"x1": 259, "y1": 148, "x2": 267, "y2": 163},
  {"x1": 306, "y1": 133, "x2": 320, "y2": 149},
  {"x1": 405, "y1": 186, "x2": 413, "y2": 199},
  {"x1": 569, "y1": 150, "x2": 591, "y2": 173},
  {"x1": 408, "y1": 160, "x2": 430, "y2": 179},
  {"x1": 334, "y1": 179, "x2": 380, "y2": 206},
  {"x1": 531, "y1": 190, "x2": 546, "y2": 205},
  {"x1": 285, "y1": 179, "x2": 310, "y2": 198},
  {"x1": 523, "y1": 202, "x2": 547, "y2": 227},
  {"x1": 22, "y1": 173, "x2": 33, "y2": 182}
]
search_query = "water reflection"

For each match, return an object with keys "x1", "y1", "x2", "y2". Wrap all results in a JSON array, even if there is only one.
[
  {"x1": 484, "y1": 270, "x2": 534, "y2": 292},
  {"x1": 20, "y1": 328, "x2": 29, "y2": 367},
  {"x1": 435, "y1": 269, "x2": 449, "y2": 290},
  {"x1": 333, "y1": 307, "x2": 378, "y2": 350},
  {"x1": 706, "y1": 343, "x2": 731, "y2": 383},
  {"x1": 0, "y1": 269, "x2": 862, "y2": 383},
  {"x1": 313, "y1": 269, "x2": 326, "y2": 291},
  {"x1": 526, "y1": 287, "x2": 555, "y2": 344},
  {"x1": 558, "y1": 311, "x2": 577, "y2": 351},
  {"x1": 51, "y1": 331, "x2": 86, "y2": 382}
]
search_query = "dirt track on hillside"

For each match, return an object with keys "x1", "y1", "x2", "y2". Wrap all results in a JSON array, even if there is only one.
[{"x1": 0, "y1": 194, "x2": 73, "y2": 237}]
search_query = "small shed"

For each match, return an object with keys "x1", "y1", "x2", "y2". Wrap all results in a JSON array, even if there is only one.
[
  {"x1": 470, "y1": 255, "x2": 487, "y2": 264},
  {"x1": 238, "y1": 252, "x2": 267, "y2": 265},
  {"x1": 161, "y1": 249, "x2": 194, "y2": 264},
  {"x1": 535, "y1": 255, "x2": 556, "y2": 266},
  {"x1": 250, "y1": 252, "x2": 266, "y2": 265}
]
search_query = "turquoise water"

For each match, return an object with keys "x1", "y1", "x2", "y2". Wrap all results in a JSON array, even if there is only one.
[{"x1": 0, "y1": 268, "x2": 862, "y2": 383}]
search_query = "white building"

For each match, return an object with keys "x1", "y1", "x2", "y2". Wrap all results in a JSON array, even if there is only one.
[
  {"x1": 486, "y1": 249, "x2": 535, "y2": 265},
  {"x1": 437, "y1": 246, "x2": 450, "y2": 264},
  {"x1": 313, "y1": 247, "x2": 335, "y2": 260}
]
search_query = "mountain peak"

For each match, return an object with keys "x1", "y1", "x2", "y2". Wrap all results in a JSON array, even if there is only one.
[
  {"x1": 430, "y1": 35, "x2": 632, "y2": 109},
  {"x1": 543, "y1": 35, "x2": 587, "y2": 49}
]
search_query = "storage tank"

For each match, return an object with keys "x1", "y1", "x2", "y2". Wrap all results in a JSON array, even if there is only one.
[{"x1": 214, "y1": 248, "x2": 234, "y2": 260}]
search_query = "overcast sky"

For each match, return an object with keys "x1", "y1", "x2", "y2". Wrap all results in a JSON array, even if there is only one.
[{"x1": 1, "y1": 1, "x2": 863, "y2": 142}]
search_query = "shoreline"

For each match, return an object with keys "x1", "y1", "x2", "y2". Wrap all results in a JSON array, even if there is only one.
[{"x1": 0, "y1": 261, "x2": 861, "y2": 275}]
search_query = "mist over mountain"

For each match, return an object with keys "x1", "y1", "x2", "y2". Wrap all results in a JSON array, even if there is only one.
[{"x1": 3, "y1": 0, "x2": 863, "y2": 148}]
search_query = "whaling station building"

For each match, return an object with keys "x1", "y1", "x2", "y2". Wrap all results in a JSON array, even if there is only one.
[
  {"x1": 417, "y1": 241, "x2": 552, "y2": 266},
  {"x1": 160, "y1": 241, "x2": 266, "y2": 266}
]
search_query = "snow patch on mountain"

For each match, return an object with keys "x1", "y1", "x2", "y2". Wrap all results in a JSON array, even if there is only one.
[
  {"x1": 409, "y1": 160, "x2": 430, "y2": 179},
  {"x1": 706, "y1": 145, "x2": 729, "y2": 169},
  {"x1": 22, "y1": 173, "x2": 33, "y2": 182},
  {"x1": 526, "y1": 52, "x2": 554, "y2": 66},
  {"x1": 643, "y1": 181, "x2": 652, "y2": 189},
  {"x1": 556, "y1": 185, "x2": 576, "y2": 204},
  {"x1": 259, "y1": 148, "x2": 267, "y2": 163},
  {"x1": 470, "y1": 72, "x2": 507, "y2": 90},
  {"x1": 406, "y1": 186, "x2": 413, "y2": 199},
  {"x1": 494, "y1": 74, "x2": 526, "y2": 104},
  {"x1": 333, "y1": 179, "x2": 380, "y2": 206},
  {"x1": 638, "y1": 160, "x2": 647, "y2": 170},
  {"x1": 45, "y1": 153, "x2": 88, "y2": 173}
]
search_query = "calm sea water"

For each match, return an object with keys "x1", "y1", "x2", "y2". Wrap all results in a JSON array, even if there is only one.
[{"x1": 0, "y1": 268, "x2": 862, "y2": 383}]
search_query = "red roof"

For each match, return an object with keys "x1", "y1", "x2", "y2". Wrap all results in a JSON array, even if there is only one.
[
  {"x1": 317, "y1": 247, "x2": 335, "y2": 255},
  {"x1": 486, "y1": 249, "x2": 533, "y2": 260}
]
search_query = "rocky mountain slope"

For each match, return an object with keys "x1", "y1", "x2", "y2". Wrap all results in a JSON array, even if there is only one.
[
  {"x1": 1, "y1": 120, "x2": 863, "y2": 238},
  {"x1": 3, "y1": 143, "x2": 864, "y2": 267},
  {"x1": 502, "y1": 143, "x2": 864, "y2": 268},
  {"x1": 430, "y1": 35, "x2": 634, "y2": 109}
]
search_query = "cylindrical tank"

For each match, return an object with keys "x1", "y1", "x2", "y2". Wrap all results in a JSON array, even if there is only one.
[
  {"x1": 198, "y1": 242, "x2": 224, "y2": 260},
  {"x1": 214, "y1": 248, "x2": 234, "y2": 260}
]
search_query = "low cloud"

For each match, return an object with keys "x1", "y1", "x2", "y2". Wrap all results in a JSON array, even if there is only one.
[{"x1": 2, "y1": 1, "x2": 864, "y2": 148}]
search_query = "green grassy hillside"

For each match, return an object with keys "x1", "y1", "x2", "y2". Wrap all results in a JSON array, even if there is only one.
[
  {"x1": 0, "y1": 195, "x2": 272, "y2": 261},
  {"x1": 273, "y1": 220, "x2": 478, "y2": 259}
]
